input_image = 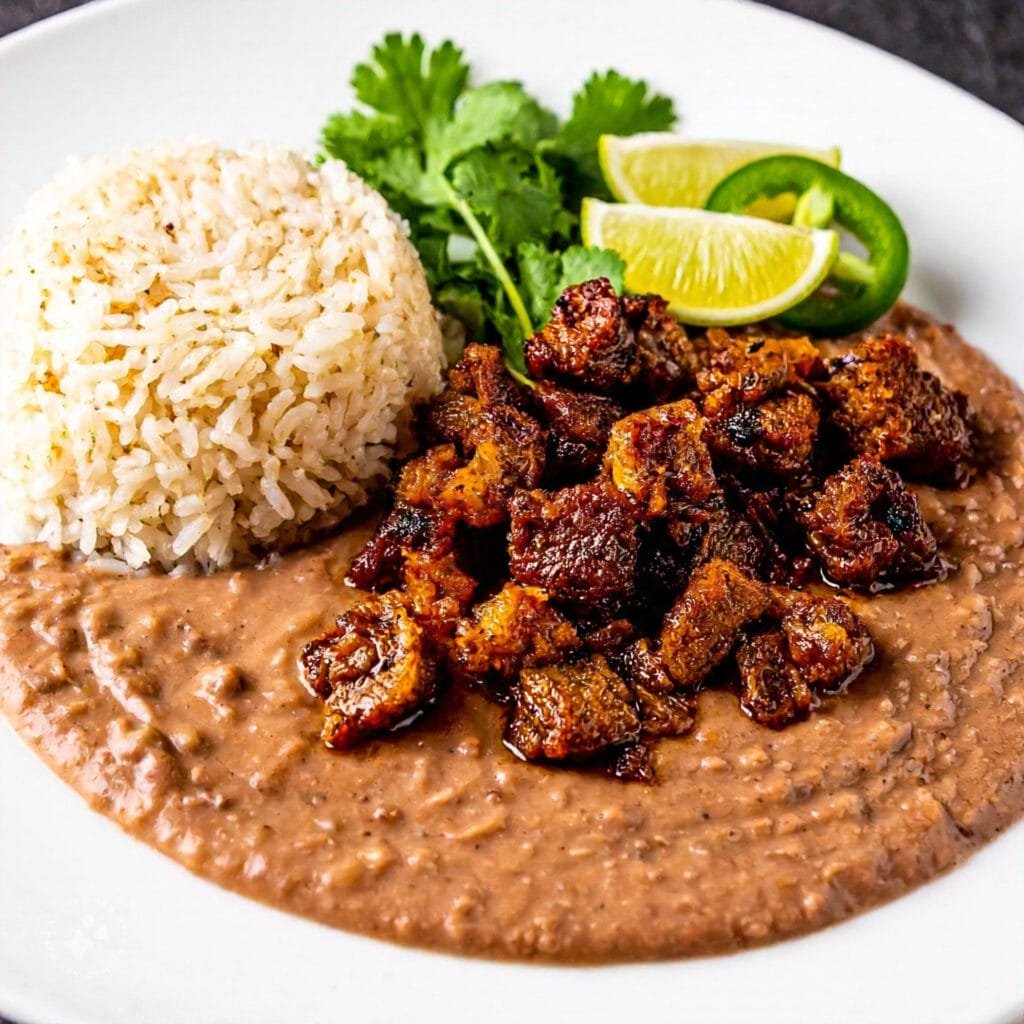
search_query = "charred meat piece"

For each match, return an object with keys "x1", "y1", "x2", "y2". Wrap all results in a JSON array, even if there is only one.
[
  {"x1": 697, "y1": 331, "x2": 825, "y2": 420},
  {"x1": 346, "y1": 501, "x2": 455, "y2": 590},
  {"x1": 823, "y1": 333, "x2": 974, "y2": 486},
  {"x1": 506, "y1": 655, "x2": 641, "y2": 762},
  {"x1": 451, "y1": 583, "x2": 580, "y2": 684},
  {"x1": 688, "y1": 497, "x2": 768, "y2": 580},
  {"x1": 524, "y1": 278, "x2": 637, "y2": 392},
  {"x1": 401, "y1": 550, "x2": 477, "y2": 645},
  {"x1": 801, "y1": 456, "x2": 941, "y2": 589},
  {"x1": 447, "y1": 342, "x2": 525, "y2": 408},
  {"x1": 660, "y1": 558, "x2": 769, "y2": 689},
  {"x1": 300, "y1": 593, "x2": 435, "y2": 748},
  {"x1": 409, "y1": 407, "x2": 546, "y2": 528},
  {"x1": 608, "y1": 741, "x2": 657, "y2": 784},
  {"x1": 508, "y1": 481, "x2": 639, "y2": 611},
  {"x1": 705, "y1": 391, "x2": 820, "y2": 482},
  {"x1": 422, "y1": 390, "x2": 482, "y2": 454},
  {"x1": 580, "y1": 617, "x2": 638, "y2": 657},
  {"x1": 395, "y1": 444, "x2": 463, "y2": 506},
  {"x1": 770, "y1": 587, "x2": 874, "y2": 692},
  {"x1": 531, "y1": 381, "x2": 625, "y2": 482},
  {"x1": 635, "y1": 519, "x2": 698, "y2": 626},
  {"x1": 604, "y1": 399, "x2": 717, "y2": 517},
  {"x1": 618, "y1": 639, "x2": 695, "y2": 738},
  {"x1": 735, "y1": 629, "x2": 813, "y2": 729},
  {"x1": 622, "y1": 293, "x2": 700, "y2": 401}
]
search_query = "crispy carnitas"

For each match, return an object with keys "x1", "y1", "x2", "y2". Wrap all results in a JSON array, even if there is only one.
[{"x1": 300, "y1": 280, "x2": 977, "y2": 780}]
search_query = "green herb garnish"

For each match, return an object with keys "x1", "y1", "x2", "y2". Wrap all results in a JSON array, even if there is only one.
[{"x1": 320, "y1": 33, "x2": 676, "y2": 381}]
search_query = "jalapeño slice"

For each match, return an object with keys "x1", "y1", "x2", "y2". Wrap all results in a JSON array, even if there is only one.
[{"x1": 706, "y1": 155, "x2": 909, "y2": 334}]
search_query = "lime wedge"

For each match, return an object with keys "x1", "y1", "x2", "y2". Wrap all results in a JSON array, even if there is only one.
[
  {"x1": 582, "y1": 198, "x2": 838, "y2": 325},
  {"x1": 599, "y1": 135, "x2": 840, "y2": 219}
]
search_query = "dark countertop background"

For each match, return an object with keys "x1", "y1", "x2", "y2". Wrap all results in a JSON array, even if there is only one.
[
  {"x1": 2, "y1": 0, "x2": 1024, "y2": 123},
  {"x1": 0, "y1": 2, "x2": 1022, "y2": 1024}
]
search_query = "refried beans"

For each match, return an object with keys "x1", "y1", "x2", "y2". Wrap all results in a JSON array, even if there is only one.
[{"x1": 2, "y1": 304, "x2": 1023, "y2": 962}]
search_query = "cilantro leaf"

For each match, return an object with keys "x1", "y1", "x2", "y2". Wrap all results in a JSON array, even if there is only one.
[
  {"x1": 319, "y1": 34, "x2": 680, "y2": 384},
  {"x1": 428, "y1": 82, "x2": 557, "y2": 171},
  {"x1": 350, "y1": 34, "x2": 468, "y2": 136},
  {"x1": 550, "y1": 70, "x2": 677, "y2": 202},
  {"x1": 450, "y1": 150, "x2": 563, "y2": 256}
]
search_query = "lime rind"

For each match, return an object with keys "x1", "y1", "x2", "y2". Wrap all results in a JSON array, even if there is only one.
[
  {"x1": 582, "y1": 198, "x2": 839, "y2": 326},
  {"x1": 599, "y1": 134, "x2": 841, "y2": 208}
]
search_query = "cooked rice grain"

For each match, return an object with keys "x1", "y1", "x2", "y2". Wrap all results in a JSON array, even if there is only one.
[{"x1": 0, "y1": 142, "x2": 443, "y2": 570}]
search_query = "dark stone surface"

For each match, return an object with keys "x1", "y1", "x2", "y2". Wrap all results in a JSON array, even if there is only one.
[
  {"x1": 0, "y1": 2, "x2": 1021, "y2": 1023},
  {"x1": 1, "y1": 0, "x2": 1022, "y2": 122}
]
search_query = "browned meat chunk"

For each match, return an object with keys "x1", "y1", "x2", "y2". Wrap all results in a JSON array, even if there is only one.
[
  {"x1": 698, "y1": 331, "x2": 825, "y2": 420},
  {"x1": 689, "y1": 498, "x2": 767, "y2": 579},
  {"x1": 447, "y1": 342, "x2": 524, "y2": 408},
  {"x1": 705, "y1": 391, "x2": 820, "y2": 481},
  {"x1": 607, "y1": 741, "x2": 657, "y2": 783},
  {"x1": 530, "y1": 381, "x2": 624, "y2": 481},
  {"x1": 737, "y1": 587, "x2": 873, "y2": 728},
  {"x1": 524, "y1": 278, "x2": 636, "y2": 392},
  {"x1": 581, "y1": 617, "x2": 638, "y2": 657},
  {"x1": 506, "y1": 655, "x2": 641, "y2": 761},
  {"x1": 346, "y1": 501, "x2": 455, "y2": 590},
  {"x1": 451, "y1": 583, "x2": 580, "y2": 684},
  {"x1": 422, "y1": 390, "x2": 482, "y2": 453},
  {"x1": 770, "y1": 587, "x2": 874, "y2": 692},
  {"x1": 604, "y1": 399, "x2": 717, "y2": 517},
  {"x1": 300, "y1": 593, "x2": 435, "y2": 748},
  {"x1": 823, "y1": 333, "x2": 974, "y2": 485},
  {"x1": 405, "y1": 406, "x2": 546, "y2": 528},
  {"x1": 635, "y1": 520, "x2": 697, "y2": 625},
  {"x1": 395, "y1": 444, "x2": 462, "y2": 506},
  {"x1": 660, "y1": 558, "x2": 769, "y2": 689},
  {"x1": 617, "y1": 639, "x2": 695, "y2": 738},
  {"x1": 401, "y1": 551, "x2": 477, "y2": 645},
  {"x1": 735, "y1": 629, "x2": 813, "y2": 728},
  {"x1": 622, "y1": 293, "x2": 700, "y2": 401},
  {"x1": 801, "y1": 456, "x2": 941, "y2": 589},
  {"x1": 508, "y1": 481, "x2": 639, "y2": 611}
]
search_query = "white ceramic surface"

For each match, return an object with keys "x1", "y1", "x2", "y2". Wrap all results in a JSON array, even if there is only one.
[{"x1": 1, "y1": 2, "x2": 1023, "y2": 1022}]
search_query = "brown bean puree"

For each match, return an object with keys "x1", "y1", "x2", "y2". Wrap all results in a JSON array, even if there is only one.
[{"x1": 2, "y1": 305, "x2": 1024, "y2": 962}]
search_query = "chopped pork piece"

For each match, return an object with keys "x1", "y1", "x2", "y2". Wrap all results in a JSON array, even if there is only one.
[
  {"x1": 506, "y1": 655, "x2": 641, "y2": 761},
  {"x1": 660, "y1": 558, "x2": 769, "y2": 689},
  {"x1": 769, "y1": 587, "x2": 874, "y2": 692},
  {"x1": 621, "y1": 293, "x2": 701, "y2": 401},
  {"x1": 704, "y1": 391, "x2": 820, "y2": 482},
  {"x1": 405, "y1": 406, "x2": 546, "y2": 528},
  {"x1": 524, "y1": 278, "x2": 637, "y2": 392},
  {"x1": 530, "y1": 381, "x2": 625, "y2": 481},
  {"x1": 801, "y1": 456, "x2": 941, "y2": 589},
  {"x1": 735, "y1": 629, "x2": 813, "y2": 728},
  {"x1": 451, "y1": 583, "x2": 580, "y2": 684},
  {"x1": 395, "y1": 444, "x2": 463, "y2": 506},
  {"x1": 617, "y1": 639, "x2": 695, "y2": 738},
  {"x1": 422, "y1": 390, "x2": 482, "y2": 454},
  {"x1": 300, "y1": 593, "x2": 435, "y2": 748},
  {"x1": 346, "y1": 501, "x2": 455, "y2": 591},
  {"x1": 689, "y1": 498, "x2": 768, "y2": 579},
  {"x1": 401, "y1": 551, "x2": 477, "y2": 645},
  {"x1": 448, "y1": 342, "x2": 525, "y2": 408},
  {"x1": 508, "y1": 480, "x2": 639, "y2": 611},
  {"x1": 697, "y1": 331, "x2": 825, "y2": 420},
  {"x1": 603, "y1": 399, "x2": 717, "y2": 517},
  {"x1": 824, "y1": 333, "x2": 974, "y2": 485}
]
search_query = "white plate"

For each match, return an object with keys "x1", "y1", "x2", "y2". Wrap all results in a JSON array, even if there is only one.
[{"x1": 2, "y1": 1, "x2": 1023, "y2": 1022}]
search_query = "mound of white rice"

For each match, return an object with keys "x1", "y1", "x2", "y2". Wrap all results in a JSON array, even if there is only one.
[{"x1": 0, "y1": 142, "x2": 443, "y2": 571}]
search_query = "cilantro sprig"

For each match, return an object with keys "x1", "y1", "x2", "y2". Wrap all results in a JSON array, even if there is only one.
[{"x1": 320, "y1": 33, "x2": 676, "y2": 381}]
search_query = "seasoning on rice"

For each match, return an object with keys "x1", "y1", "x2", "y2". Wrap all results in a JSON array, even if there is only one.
[{"x1": 0, "y1": 142, "x2": 444, "y2": 570}]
